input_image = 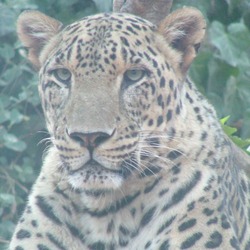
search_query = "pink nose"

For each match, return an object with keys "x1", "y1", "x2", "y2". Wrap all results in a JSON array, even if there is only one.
[{"x1": 67, "y1": 131, "x2": 111, "y2": 150}]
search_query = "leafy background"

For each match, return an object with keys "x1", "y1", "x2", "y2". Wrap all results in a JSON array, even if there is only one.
[{"x1": 0, "y1": 0, "x2": 249, "y2": 248}]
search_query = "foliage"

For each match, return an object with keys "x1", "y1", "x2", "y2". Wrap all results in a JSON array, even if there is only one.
[
  {"x1": 0, "y1": 0, "x2": 249, "y2": 248},
  {"x1": 221, "y1": 116, "x2": 250, "y2": 152}
]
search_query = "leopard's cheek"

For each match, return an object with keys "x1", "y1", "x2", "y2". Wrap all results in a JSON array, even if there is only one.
[{"x1": 38, "y1": 74, "x2": 70, "y2": 134}]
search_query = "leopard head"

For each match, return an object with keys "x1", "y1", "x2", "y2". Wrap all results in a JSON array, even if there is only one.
[{"x1": 17, "y1": 8, "x2": 205, "y2": 191}]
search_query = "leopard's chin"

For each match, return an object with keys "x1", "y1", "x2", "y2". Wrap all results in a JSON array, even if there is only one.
[{"x1": 67, "y1": 160, "x2": 126, "y2": 191}]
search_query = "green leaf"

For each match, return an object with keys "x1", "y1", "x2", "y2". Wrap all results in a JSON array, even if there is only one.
[
  {"x1": 220, "y1": 116, "x2": 230, "y2": 125},
  {"x1": 9, "y1": 109, "x2": 24, "y2": 126},
  {"x1": 3, "y1": 133, "x2": 26, "y2": 152},
  {"x1": 223, "y1": 76, "x2": 243, "y2": 122},
  {"x1": 220, "y1": 116, "x2": 237, "y2": 136},
  {"x1": 0, "y1": 220, "x2": 15, "y2": 239},
  {"x1": 0, "y1": 79, "x2": 7, "y2": 86},
  {"x1": 241, "y1": 109, "x2": 250, "y2": 138},
  {"x1": 189, "y1": 50, "x2": 211, "y2": 92},
  {"x1": 207, "y1": 59, "x2": 236, "y2": 95},
  {"x1": 0, "y1": 193, "x2": 15, "y2": 206},
  {"x1": 2, "y1": 65, "x2": 22, "y2": 84},
  {"x1": 231, "y1": 136, "x2": 250, "y2": 149},
  {"x1": 0, "y1": 101, "x2": 10, "y2": 124},
  {"x1": 209, "y1": 21, "x2": 250, "y2": 67},
  {"x1": 0, "y1": 4, "x2": 17, "y2": 36},
  {"x1": 0, "y1": 44, "x2": 15, "y2": 61},
  {"x1": 222, "y1": 124, "x2": 237, "y2": 136},
  {"x1": 221, "y1": 116, "x2": 250, "y2": 150}
]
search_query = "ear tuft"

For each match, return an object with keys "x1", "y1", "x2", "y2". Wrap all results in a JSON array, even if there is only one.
[
  {"x1": 17, "y1": 10, "x2": 62, "y2": 69},
  {"x1": 158, "y1": 7, "x2": 206, "y2": 74}
]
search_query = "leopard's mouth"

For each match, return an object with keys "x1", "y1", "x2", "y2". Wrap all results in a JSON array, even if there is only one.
[
  {"x1": 67, "y1": 160, "x2": 132, "y2": 190},
  {"x1": 69, "y1": 160, "x2": 122, "y2": 175}
]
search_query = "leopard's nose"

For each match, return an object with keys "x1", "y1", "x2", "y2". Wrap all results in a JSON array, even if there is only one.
[
  {"x1": 67, "y1": 130, "x2": 114, "y2": 151},
  {"x1": 68, "y1": 131, "x2": 110, "y2": 148}
]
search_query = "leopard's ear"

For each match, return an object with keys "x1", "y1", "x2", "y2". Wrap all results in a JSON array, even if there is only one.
[
  {"x1": 158, "y1": 7, "x2": 206, "y2": 75},
  {"x1": 17, "y1": 10, "x2": 63, "y2": 69}
]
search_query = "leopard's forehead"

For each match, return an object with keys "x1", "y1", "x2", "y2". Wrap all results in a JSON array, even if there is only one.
[
  {"x1": 63, "y1": 12, "x2": 156, "y2": 38},
  {"x1": 46, "y1": 13, "x2": 158, "y2": 73}
]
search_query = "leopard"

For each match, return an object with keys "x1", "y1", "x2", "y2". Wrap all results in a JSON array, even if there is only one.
[{"x1": 9, "y1": 5, "x2": 250, "y2": 250}]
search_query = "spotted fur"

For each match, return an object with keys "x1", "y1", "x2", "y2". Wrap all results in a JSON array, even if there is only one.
[{"x1": 10, "y1": 7, "x2": 250, "y2": 250}]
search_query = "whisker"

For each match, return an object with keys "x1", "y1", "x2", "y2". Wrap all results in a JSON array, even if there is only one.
[
  {"x1": 139, "y1": 145, "x2": 187, "y2": 158},
  {"x1": 138, "y1": 149, "x2": 174, "y2": 167},
  {"x1": 38, "y1": 137, "x2": 51, "y2": 146}
]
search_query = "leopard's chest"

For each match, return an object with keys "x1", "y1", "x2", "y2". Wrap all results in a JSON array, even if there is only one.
[{"x1": 66, "y1": 169, "x2": 216, "y2": 248}]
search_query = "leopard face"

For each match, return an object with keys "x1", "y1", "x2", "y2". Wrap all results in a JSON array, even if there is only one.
[{"x1": 17, "y1": 10, "x2": 205, "y2": 191}]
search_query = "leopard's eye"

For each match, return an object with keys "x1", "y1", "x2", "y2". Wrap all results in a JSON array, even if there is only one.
[
  {"x1": 52, "y1": 68, "x2": 72, "y2": 84},
  {"x1": 124, "y1": 69, "x2": 145, "y2": 82}
]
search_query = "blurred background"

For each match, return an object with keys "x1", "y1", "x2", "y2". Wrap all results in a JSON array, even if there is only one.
[{"x1": 0, "y1": 0, "x2": 250, "y2": 248}]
